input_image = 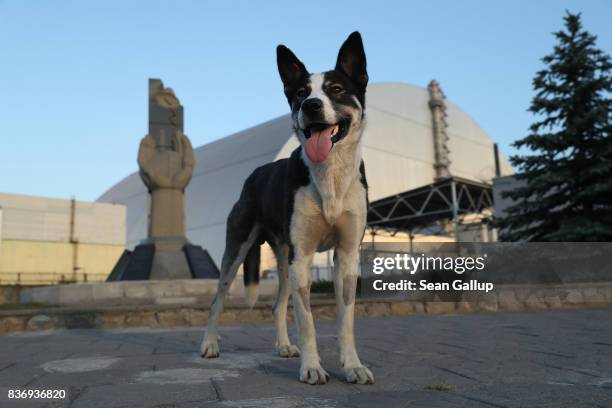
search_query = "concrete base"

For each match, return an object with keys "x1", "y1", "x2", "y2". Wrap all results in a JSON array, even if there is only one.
[
  {"x1": 107, "y1": 240, "x2": 219, "y2": 281},
  {"x1": 19, "y1": 279, "x2": 278, "y2": 307},
  {"x1": 150, "y1": 238, "x2": 192, "y2": 280}
]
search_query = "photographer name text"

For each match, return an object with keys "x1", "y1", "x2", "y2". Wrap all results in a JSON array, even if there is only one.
[{"x1": 373, "y1": 279, "x2": 494, "y2": 293}]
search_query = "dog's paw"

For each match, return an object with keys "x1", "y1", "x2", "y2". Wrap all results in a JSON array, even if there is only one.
[
  {"x1": 277, "y1": 344, "x2": 300, "y2": 358},
  {"x1": 344, "y1": 365, "x2": 375, "y2": 384},
  {"x1": 200, "y1": 340, "x2": 220, "y2": 358},
  {"x1": 299, "y1": 364, "x2": 330, "y2": 385}
]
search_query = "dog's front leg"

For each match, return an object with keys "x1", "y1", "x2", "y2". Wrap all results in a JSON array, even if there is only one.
[
  {"x1": 334, "y1": 248, "x2": 374, "y2": 384},
  {"x1": 290, "y1": 250, "x2": 329, "y2": 385},
  {"x1": 334, "y1": 216, "x2": 374, "y2": 384}
]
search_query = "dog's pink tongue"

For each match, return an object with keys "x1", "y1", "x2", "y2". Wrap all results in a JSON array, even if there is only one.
[{"x1": 305, "y1": 127, "x2": 333, "y2": 163}]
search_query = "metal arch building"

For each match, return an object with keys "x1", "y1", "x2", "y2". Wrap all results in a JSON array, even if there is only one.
[{"x1": 98, "y1": 82, "x2": 513, "y2": 267}]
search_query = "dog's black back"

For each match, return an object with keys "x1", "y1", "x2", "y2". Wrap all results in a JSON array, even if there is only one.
[{"x1": 223, "y1": 147, "x2": 307, "y2": 287}]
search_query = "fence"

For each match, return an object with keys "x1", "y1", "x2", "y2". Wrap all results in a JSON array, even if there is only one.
[{"x1": 0, "y1": 272, "x2": 109, "y2": 286}]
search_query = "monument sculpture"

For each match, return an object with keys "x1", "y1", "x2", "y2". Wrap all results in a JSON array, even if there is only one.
[{"x1": 108, "y1": 79, "x2": 218, "y2": 281}]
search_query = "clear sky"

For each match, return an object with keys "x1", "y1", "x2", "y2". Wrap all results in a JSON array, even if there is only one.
[{"x1": 0, "y1": 0, "x2": 610, "y2": 201}]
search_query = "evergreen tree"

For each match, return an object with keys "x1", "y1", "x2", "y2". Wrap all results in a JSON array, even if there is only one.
[{"x1": 498, "y1": 12, "x2": 612, "y2": 241}]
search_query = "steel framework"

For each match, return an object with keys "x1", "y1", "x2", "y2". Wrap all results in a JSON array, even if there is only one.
[{"x1": 367, "y1": 177, "x2": 494, "y2": 239}]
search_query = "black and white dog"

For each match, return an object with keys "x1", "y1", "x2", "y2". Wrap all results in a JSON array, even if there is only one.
[{"x1": 200, "y1": 32, "x2": 373, "y2": 385}]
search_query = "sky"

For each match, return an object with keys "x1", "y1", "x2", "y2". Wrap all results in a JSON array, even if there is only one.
[{"x1": 0, "y1": 0, "x2": 610, "y2": 201}]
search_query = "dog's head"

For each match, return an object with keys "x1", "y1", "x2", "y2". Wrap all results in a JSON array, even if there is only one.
[{"x1": 277, "y1": 31, "x2": 368, "y2": 164}]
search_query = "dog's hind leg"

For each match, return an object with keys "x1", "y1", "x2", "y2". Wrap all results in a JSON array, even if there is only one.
[
  {"x1": 272, "y1": 244, "x2": 300, "y2": 358},
  {"x1": 200, "y1": 199, "x2": 259, "y2": 358}
]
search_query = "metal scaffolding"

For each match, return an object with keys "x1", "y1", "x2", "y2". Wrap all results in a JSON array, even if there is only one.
[{"x1": 367, "y1": 177, "x2": 494, "y2": 240}]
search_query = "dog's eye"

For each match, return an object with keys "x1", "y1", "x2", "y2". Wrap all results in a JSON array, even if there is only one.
[
  {"x1": 330, "y1": 85, "x2": 344, "y2": 94},
  {"x1": 296, "y1": 88, "x2": 308, "y2": 98}
]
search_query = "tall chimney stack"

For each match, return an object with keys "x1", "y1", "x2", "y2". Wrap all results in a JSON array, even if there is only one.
[{"x1": 428, "y1": 80, "x2": 451, "y2": 180}]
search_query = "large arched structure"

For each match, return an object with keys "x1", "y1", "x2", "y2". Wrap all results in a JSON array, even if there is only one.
[{"x1": 99, "y1": 82, "x2": 513, "y2": 267}]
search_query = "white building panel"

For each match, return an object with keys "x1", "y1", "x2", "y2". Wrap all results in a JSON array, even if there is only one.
[{"x1": 0, "y1": 193, "x2": 125, "y2": 245}]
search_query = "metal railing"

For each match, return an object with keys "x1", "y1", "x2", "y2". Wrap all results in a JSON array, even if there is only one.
[{"x1": 0, "y1": 272, "x2": 109, "y2": 286}]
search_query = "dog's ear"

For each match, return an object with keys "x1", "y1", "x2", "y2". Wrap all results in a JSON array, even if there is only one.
[
  {"x1": 335, "y1": 31, "x2": 368, "y2": 89},
  {"x1": 277, "y1": 45, "x2": 308, "y2": 92}
]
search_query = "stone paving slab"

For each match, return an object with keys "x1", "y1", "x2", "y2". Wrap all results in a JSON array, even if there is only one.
[{"x1": 0, "y1": 309, "x2": 610, "y2": 407}]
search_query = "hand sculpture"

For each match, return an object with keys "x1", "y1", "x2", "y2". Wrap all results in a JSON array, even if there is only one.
[{"x1": 138, "y1": 130, "x2": 195, "y2": 191}]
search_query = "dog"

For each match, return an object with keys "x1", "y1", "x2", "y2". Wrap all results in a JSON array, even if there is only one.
[{"x1": 200, "y1": 31, "x2": 373, "y2": 385}]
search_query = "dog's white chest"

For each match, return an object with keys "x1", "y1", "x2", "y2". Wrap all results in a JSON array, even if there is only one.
[
  {"x1": 297, "y1": 174, "x2": 366, "y2": 225},
  {"x1": 291, "y1": 179, "x2": 366, "y2": 254},
  {"x1": 306, "y1": 158, "x2": 364, "y2": 225}
]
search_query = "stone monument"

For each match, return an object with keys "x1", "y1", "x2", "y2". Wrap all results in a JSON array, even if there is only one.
[{"x1": 107, "y1": 79, "x2": 218, "y2": 281}]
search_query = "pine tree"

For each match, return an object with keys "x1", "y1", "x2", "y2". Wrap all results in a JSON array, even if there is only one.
[{"x1": 498, "y1": 12, "x2": 612, "y2": 241}]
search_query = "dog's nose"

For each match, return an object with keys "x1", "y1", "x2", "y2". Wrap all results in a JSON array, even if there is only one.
[{"x1": 302, "y1": 98, "x2": 323, "y2": 115}]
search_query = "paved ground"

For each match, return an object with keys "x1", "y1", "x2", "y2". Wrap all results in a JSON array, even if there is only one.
[{"x1": 0, "y1": 309, "x2": 610, "y2": 408}]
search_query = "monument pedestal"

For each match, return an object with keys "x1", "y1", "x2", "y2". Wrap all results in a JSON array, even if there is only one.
[
  {"x1": 107, "y1": 241, "x2": 218, "y2": 282},
  {"x1": 150, "y1": 237, "x2": 191, "y2": 280}
]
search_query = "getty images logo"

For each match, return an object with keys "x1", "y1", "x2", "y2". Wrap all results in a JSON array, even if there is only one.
[{"x1": 372, "y1": 253, "x2": 488, "y2": 275}]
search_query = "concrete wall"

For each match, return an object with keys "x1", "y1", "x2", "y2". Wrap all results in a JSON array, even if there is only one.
[
  {"x1": 0, "y1": 240, "x2": 125, "y2": 284},
  {"x1": 0, "y1": 193, "x2": 125, "y2": 244},
  {"x1": 0, "y1": 193, "x2": 126, "y2": 285}
]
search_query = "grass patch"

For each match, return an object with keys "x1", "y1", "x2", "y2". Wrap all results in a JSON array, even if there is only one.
[
  {"x1": 310, "y1": 280, "x2": 334, "y2": 293},
  {"x1": 310, "y1": 278, "x2": 362, "y2": 294},
  {"x1": 424, "y1": 383, "x2": 456, "y2": 392}
]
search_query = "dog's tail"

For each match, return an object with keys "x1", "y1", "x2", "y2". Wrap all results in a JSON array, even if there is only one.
[{"x1": 243, "y1": 242, "x2": 260, "y2": 308}]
